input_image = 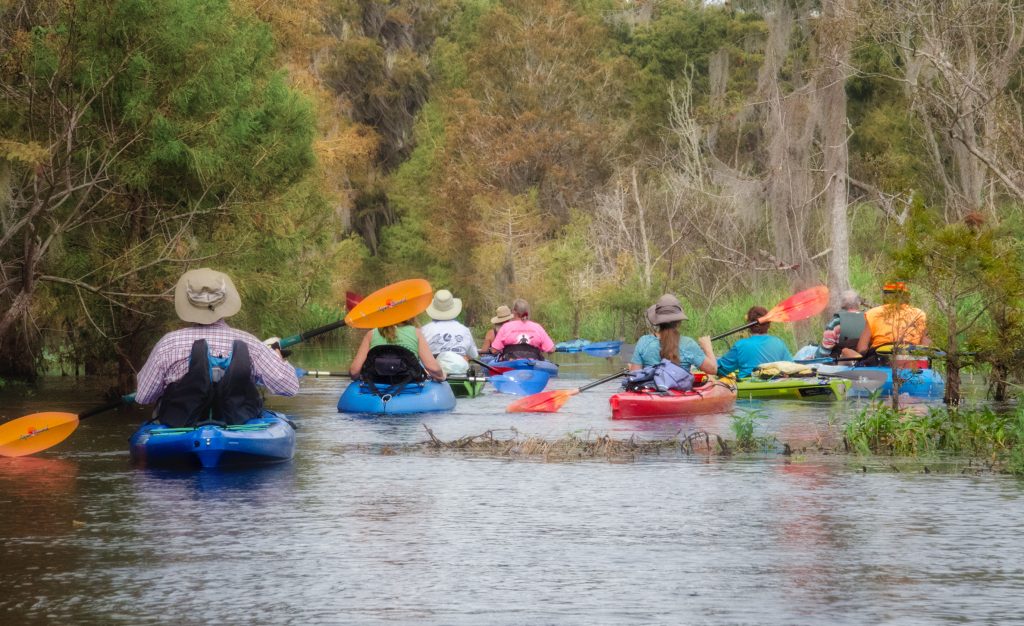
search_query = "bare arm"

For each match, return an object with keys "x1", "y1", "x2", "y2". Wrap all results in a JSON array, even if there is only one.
[
  {"x1": 697, "y1": 336, "x2": 718, "y2": 375},
  {"x1": 349, "y1": 331, "x2": 373, "y2": 378},
  {"x1": 855, "y1": 324, "x2": 871, "y2": 355}
]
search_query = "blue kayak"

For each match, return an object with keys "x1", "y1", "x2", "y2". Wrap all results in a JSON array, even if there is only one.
[
  {"x1": 555, "y1": 339, "x2": 592, "y2": 352},
  {"x1": 582, "y1": 340, "x2": 623, "y2": 357},
  {"x1": 129, "y1": 410, "x2": 296, "y2": 469},
  {"x1": 337, "y1": 380, "x2": 456, "y2": 415},
  {"x1": 490, "y1": 370, "x2": 551, "y2": 395},
  {"x1": 848, "y1": 366, "x2": 945, "y2": 398},
  {"x1": 492, "y1": 358, "x2": 560, "y2": 377}
]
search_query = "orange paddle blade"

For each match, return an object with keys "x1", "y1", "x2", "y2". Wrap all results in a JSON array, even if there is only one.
[
  {"x1": 0, "y1": 412, "x2": 80, "y2": 457},
  {"x1": 760, "y1": 285, "x2": 829, "y2": 324},
  {"x1": 344, "y1": 279, "x2": 433, "y2": 329},
  {"x1": 507, "y1": 389, "x2": 580, "y2": 413}
]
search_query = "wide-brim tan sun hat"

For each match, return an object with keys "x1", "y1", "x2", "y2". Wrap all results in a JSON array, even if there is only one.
[
  {"x1": 426, "y1": 289, "x2": 463, "y2": 320},
  {"x1": 174, "y1": 268, "x2": 241, "y2": 324},
  {"x1": 646, "y1": 294, "x2": 688, "y2": 325},
  {"x1": 490, "y1": 305, "x2": 513, "y2": 324}
]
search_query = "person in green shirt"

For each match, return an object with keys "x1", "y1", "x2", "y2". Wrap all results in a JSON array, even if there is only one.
[
  {"x1": 629, "y1": 294, "x2": 718, "y2": 375},
  {"x1": 349, "y1": 318, "x2": 446, "y2": 381}
]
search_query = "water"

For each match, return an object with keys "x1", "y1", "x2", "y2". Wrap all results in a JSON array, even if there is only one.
[{"x1": 1, "y1": 353, "x2": 1021, "y2": 624}]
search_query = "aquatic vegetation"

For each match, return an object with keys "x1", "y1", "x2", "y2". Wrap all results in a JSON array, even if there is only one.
[
  {"x1": 729, "y1": 408, "x2": 774, "y2": 453},
  {"x1": 844, "y1": 402, "x2": 1024, "y2": 475},
  {"x1": 419, "y1": 425, "x2": 717, "y2": 462}
]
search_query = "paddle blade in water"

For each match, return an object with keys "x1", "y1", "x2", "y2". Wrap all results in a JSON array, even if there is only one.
[
  {"x1": 506, "y1": 389, "x2": 578, "y2": 413},
  {"x1": 0, "y1": 412, "x2": 80, "y2": 457},
  {"x1": 761, "y1": 286, "x2": 829, "y2": 324},
  {"x1": 344, "y1": 279, "x2": 433, "y2": 329}
]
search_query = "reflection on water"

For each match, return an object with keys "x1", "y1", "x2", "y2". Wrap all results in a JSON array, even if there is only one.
[{"x1": 0, "y1": 362, "x2": 1022, "y2": 624}]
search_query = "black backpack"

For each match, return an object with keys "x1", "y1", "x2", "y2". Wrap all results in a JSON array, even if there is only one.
[
  {"x1": 498, "y1": 343, "x2": 544, "y2": 361},
  {"x1": 361, "y1": 344, "x2": 427, "y2": 385}
]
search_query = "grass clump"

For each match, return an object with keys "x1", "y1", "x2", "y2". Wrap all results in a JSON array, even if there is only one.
[
  {"x1": 844, "y1": 401, "x2": 1024, "y2": 475},
  {"x1": 729, "y1": 408, "x2": 775, "y2": 453}
]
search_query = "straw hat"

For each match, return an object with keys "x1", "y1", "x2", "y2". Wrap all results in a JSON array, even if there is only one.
[
  {"x1": 426, "y1": 289, "x2": 462, "y2": 320},
  {"x1": 174, "y1": 268, "x2": 241, "y2": 324},
  {"x1": 646, "y1": 294, "x2": 688, "y2": 325},
  {"x1": 490, "y1": 305, "x2": 513, "y2": 324}
]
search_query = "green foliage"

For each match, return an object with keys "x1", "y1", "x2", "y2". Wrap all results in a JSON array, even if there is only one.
[
  {"x1": 845, "y1": 402, "x2": 1024, "y2": 475},
  {"x1": 729, "y1": 407, "x2": 772, "y2": 452}
]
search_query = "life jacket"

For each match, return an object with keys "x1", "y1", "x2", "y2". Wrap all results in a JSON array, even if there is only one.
[
  {"x1": 624, "y1": 359, "x2": 694, "y2": 392},
  {"x1": 864, "y1": 304, "x2": 927, "y2": 348},
  {"x1": 498, "y1": 343, "x2": 544, "y2": 361},
  {"x1": 359, "y1": 344, "x2": 427, "y2": 398},
  {"x1": 155, "y1": 339, "x2": 263, "y2": 427},
  {"x1": 835, "y1": 311, "x2": 866, "y2": 352}
]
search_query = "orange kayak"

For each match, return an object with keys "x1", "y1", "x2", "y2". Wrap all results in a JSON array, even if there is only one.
[{"x1": 609, "y1": 381, "x2": 737, "y2": 420}]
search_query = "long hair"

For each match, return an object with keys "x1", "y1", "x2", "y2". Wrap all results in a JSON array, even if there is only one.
[
  {"x1": 379, "y1": 324, "x2": 398, "y2": 343},
  {"x1": 657, "y1": 322, "x2": 681, "y2": 363}
]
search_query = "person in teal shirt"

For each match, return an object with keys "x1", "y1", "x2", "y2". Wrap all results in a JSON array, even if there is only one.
[
  {"x1": 629, "y1": 294, "x2": 718, "y2": 374},
  {"x1": 716, "y1": 306, "x2": 793, "y2": 378}
]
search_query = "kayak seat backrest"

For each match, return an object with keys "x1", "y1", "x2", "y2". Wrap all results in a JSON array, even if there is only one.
[
  {"x1": 361, "y1": 345, "x2": 427, "y2": 385},
  {"x1": 498, "y1": 343, "x2": 544, "y2": 361},
  {"x1": 836, "y1": 311, "x2": 866, "y2": 351}
]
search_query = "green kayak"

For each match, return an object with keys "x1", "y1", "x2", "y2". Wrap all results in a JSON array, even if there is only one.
[
  {"x1": 736, "y1": 376, "x2": 851, "y2": 401},
  {"x1": 449, "y1": 376, "x2": 487, "y2": 398}
]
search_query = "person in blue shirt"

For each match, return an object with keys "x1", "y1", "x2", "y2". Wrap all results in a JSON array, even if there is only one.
[
  {"x1": 629, "y1": 294, "x2": 718, "y2": 374},
  {"x1": 716, "y1": 306, "x2": 793, "y2": 378}
]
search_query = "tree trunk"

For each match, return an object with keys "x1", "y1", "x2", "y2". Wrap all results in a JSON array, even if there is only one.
[
  {"x1": 944, "y1": 319, "x2": 961, "y2": 405},
  {"x1": 819, "y1": 0, "x2": 854, "y2": 311}
]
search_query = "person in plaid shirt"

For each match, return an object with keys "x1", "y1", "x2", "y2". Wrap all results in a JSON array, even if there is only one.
[{"x1": 135, "y1": 269, "x2": 299, "y2": 410}]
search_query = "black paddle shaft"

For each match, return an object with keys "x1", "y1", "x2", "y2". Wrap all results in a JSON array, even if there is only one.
[
  {"x1": 275, "y1": 319, "x2": 348, "y2": 350},
  {"x1": 711, "y1": 321, "x2": 757, "y2": 342},
  {"x1": 578, "y1": 370, "x2": 629, "y2": 393}
]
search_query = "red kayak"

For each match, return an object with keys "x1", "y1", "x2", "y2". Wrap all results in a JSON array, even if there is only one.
[{"x1": 609, "y1": 381, "x2": 737, "y2": 420}]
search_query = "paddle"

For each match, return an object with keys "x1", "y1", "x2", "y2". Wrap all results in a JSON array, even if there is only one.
[
  {"x1": 0, "y1": 394, "x2": 135, "y2": 458},
  {"x1": 0, "y1": 279, "x2": 435, "y2": 458},
  {"x1": 470, "y1": 358, "x2": 505, "y2": 375},
  {"x1": 506, "y1": 370, "x2": 629, "y2": 413},
  {"x1": 811, "y1": 368, "x2": 888, "y2": 392},
  {"x1": 296, "y1": 368, "x2": 487, "y2": 384},
  {"x1": 711, "y1": 285, "x2": 830, "y2": 341}
]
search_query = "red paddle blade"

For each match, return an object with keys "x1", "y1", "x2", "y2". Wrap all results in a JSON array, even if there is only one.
[
  {"x1": 507, "y1": 389, "x2": 579, "y2": 413},
  {"x1": 485, "y1": 364, "x2": 513, "y2": 375},
  {"x1": 0, "y1": 412, "x2": 80, "y2": 457},
  {"x1": 761, "y1": 285, "x2": 829, "y2": 324},
  {"x1": 345, "y1": 291, "x2": 363, "y2": 312}
]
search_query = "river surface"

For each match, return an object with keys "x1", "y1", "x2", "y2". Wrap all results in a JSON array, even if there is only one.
[{"x1": 1, "y1": 351, "x2": 1021, "y2": 624}]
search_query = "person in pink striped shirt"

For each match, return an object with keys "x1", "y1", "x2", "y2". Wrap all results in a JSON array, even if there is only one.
[
  {"x1": 490, "y1": 298, "x2": 555, "y2": 359},
  {"x1": 135, "y1": 269, "x2": 299, "y2": 418}
]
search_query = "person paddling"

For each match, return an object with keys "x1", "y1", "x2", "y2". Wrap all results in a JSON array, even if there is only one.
[
  {"x1": 349, "y1": 314, "x2": 445, "y2": 382},
  {"x1": 135, "y1": 268, "x2": 299, "y2": 427},
  {"x1": 630, "y1": 294, "x2": 717, "y2": 375},
  {"x1": 490, "y1": 298, "x2": 555, "y2": 360},
  {"x1": 481, "y1": 305, "x2": 513, "y2": 356},
  {"x1": 716, "y1": 306, "x2": 793, "y2": 378}
]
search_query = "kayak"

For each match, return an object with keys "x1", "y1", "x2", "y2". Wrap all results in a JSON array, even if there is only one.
[
  {"x1": 736, "y1": 376, "x2": 851, "y2": 401},
  {"x1": 449, "y1": 377, "x2": 487, "y2": 398},
  {"x1": 555, "y1": 339, "x2": 591, "y2": 352},
  {"x1": 610, "y1": 381, "x2": 737, "y2": 420},
  {"x1": 582, "y1": 341, "x2": 623, "y2": 357},
  {"x1": 129, "y1": 410, "x2": 295, "y2": 469},
  {"x1": 848, "y1": 366, "x2": 945, "y2": 398},
  {"x1": 490, "y1": 370, "x2": 551, "y2": 395},
  {"x1": 337, "y1": 380, "x2": 456, "y2": 414},
  {"x1": 489, "y1": 358, "x2": 560, "y2": 377}
]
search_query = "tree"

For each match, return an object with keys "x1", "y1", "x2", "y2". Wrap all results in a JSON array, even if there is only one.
[{"x1": 0, "y1": 0, "x2": 317, "y2": 380}]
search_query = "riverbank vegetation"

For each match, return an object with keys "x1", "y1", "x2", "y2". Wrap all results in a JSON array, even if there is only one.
[{"x1": 2, "y1": 0, "x2": 1023, "y2": 399}]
